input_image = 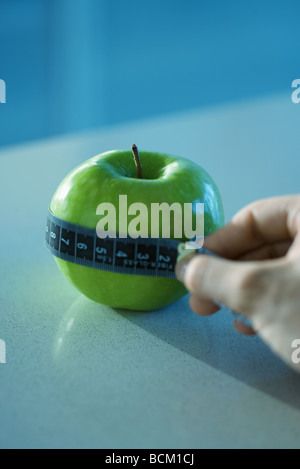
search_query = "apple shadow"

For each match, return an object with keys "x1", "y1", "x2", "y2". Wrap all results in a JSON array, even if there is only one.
[
  {"x1": 53, "y1": 294, "x2": 300, "y2": 411},
  {"x1": 116, "y1": 296, "x2": 300, "y2": 410}
]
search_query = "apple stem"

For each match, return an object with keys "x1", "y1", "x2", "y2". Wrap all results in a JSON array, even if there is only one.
[{"x1": 132, "y1": 144, "x2": 143, "y2": 179}]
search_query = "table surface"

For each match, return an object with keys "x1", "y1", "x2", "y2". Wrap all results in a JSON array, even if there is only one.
[{"x1": 1, "y1": 92, "x2": 300, "y2": 449}]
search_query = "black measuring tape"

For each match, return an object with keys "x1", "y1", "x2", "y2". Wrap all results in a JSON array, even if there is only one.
[
  {"x1": 45, "y1": 209, "x2": 252, "y2": 326},
  {"x1": 45, "y1": 209, "x2": 189, "y2": 279}
]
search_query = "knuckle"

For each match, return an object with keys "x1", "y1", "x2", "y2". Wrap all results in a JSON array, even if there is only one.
[
  {"x1": 234, "y1": 267, "x2": 270, "y2": 310},
  {"x1": 237, "y1": 267, "x2": 260, "y2": 290}
]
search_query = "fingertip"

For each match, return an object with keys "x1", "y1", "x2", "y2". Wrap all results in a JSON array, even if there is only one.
[
  {"x1": 189, "y1": 294, "x2": 220, "y2": 316},
  {"x1": 233, "y1": 318, "x2": 256, "y2": 336}
]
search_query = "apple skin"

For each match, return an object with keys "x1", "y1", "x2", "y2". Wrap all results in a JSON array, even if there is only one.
[{"x1": 50, "y1": 150, "x2": 224, "y2": 311}]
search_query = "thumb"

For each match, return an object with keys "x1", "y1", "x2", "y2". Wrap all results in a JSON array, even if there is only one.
[{"x1": 175, "y1": 254, "x2": 267, "y2": 315}]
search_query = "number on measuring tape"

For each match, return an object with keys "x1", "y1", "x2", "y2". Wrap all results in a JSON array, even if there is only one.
[
  {"x1": 50, "y1": 231, "x2": 56, "y2": 239},
  {"x1": 116, "y1": 250, "x2": 127, "y2": 258},
  {"x1": 61, "y1": 238, "x2": 70, "y2": 246},
  {"x1": 158, "y1": 254, "x2": 171, "y2": 263},
  {"x1": 77, "y1": 243, "x2": 87, "y2": 250},
  {"x1": 96, "y1": 246, "x2": 107, "y2": 255},
  {"x1": 137, "y1": 253, "x2": 149, "y2": 260}
]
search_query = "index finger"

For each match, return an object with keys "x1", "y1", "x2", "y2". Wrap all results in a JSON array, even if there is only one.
[{"x1": 204, "y1": 195, "x2": 300, "y2": 260}]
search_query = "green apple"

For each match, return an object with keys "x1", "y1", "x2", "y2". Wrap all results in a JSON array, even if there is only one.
[{"x1": 49, "y1": 147, "x2": 224, "y2": 310}]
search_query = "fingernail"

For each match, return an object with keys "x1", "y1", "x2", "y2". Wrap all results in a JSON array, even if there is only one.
[{"x1": 175, "y1": 256, "x2": 193, "y2": 283}]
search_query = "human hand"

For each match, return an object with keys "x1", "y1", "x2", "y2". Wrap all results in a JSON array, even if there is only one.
[{"x1": 176, "y1": 195, "x2": 300, "y2": 371}]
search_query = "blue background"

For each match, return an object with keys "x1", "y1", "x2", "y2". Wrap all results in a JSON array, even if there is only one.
[{"x1": 0, "y1": 0, "x2": 299, "y2": 148}]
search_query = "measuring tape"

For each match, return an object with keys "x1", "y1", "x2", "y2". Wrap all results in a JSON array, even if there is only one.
[
  {"x1": 45, "y1": 209, "x2": 191, "y2": 278},
  {"x1": 45, "y1": 209, "x2": 252, "y2": 326}
]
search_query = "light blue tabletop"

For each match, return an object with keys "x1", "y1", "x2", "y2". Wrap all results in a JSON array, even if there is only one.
[{"x1": 1, "y1": 93, "x2": 300, "y2": 449}]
